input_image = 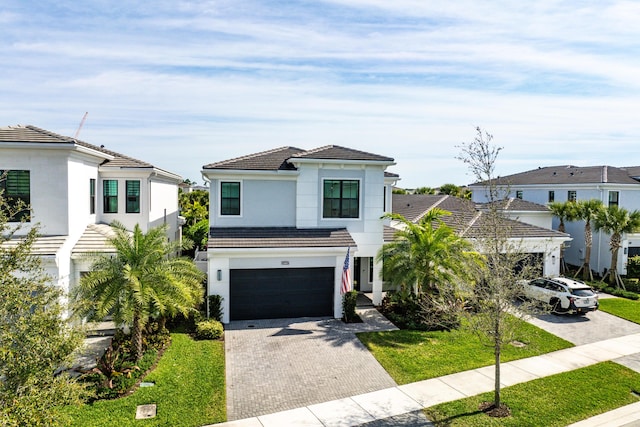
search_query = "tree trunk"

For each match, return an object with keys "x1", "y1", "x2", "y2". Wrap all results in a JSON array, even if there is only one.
[
  {"x1": 609, "y1": 233, "x2": 621, "y2": 287},
  {"x1": 582, "y1": 224, "x2": 593, "y2": 281},
  {"x1": 132, "y1": 312, "x2": 143, "y2": 362},
  {"x1": 494, "y1": 314, "x2": 501, "y2": 408}
]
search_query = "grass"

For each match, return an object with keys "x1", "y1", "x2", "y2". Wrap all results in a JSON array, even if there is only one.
[
  {"x1": 425, "y1": 361, "x2": 640, "y2": 426},
  {"x1": 357, "y1": 316, "x2": 573, "y2": 384},
  {"x1": 65, "y1": 333, "x2": 225, "y2": 427},
  {"x1": 599, "y1": 297, "x2": 640, "y2": 324}
]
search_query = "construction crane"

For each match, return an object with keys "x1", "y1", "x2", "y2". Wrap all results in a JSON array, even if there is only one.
[{"x1": 74, "y1": 112, "x2": 88, "y2": 139}]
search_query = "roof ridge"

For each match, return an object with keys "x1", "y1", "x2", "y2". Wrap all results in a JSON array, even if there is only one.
[{"x1": 206, "y1": 146, "x2": 304, "y2": 168}]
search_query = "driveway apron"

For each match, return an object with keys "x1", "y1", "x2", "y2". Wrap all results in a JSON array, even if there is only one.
[{"x1": 225, "y1": 310, "x2": 398, "y2": 421}]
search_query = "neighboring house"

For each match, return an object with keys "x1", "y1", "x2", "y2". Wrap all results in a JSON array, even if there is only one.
[
  {"x1": 201, "y1": 146, "x2": 397, "y2": 323},
  {"x1": 390, "y1": 194, "x2": 570, "y2": 277},
  {"x1": 468, "y1": 165, "x2": 640, "y2": 276},
  {"x1": 0, "y1": 125, "x2": 182, "y2": 297}
]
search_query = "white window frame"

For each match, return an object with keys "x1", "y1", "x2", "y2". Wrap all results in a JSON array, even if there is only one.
[
  {"x1": 321, "y1": 178, "x2": 362, "y2": 220},
  {"x1": 218, "y1": 180, "x2": 243, "y2": 217}
]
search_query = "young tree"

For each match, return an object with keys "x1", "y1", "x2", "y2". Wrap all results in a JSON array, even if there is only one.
[
  {"x1": 457, "y1": 127, "x2": 541, "y2": 416},
  {"x1": 573, "y1": 199, "x2": 604, "y2": 281},
  {"x1": 378, "y1": 209, "x2": 480, "y2": 296},
  {"x1": 75, "y1": 221, "x2": 205, "y2": 361},
  {"x1": 0, "y1": 193, "x2": 86, "y2": 426},
  {"x1": 438, "y1": 183, "x2": 463, "y2": 196},
  {"x1": 594, "y1": 205, "x2": 640, "y2": 288}
]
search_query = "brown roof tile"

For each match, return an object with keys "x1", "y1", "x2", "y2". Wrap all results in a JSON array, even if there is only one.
[
  {"x1": 208, "y1": 227, "x2": 355, "y2": 248},
  {"x1": 291, "y1": 145, "x2": 394, "y2": 162},
  {"x1": 203, "y1": 146, "x2": 304, "y2": 171}
]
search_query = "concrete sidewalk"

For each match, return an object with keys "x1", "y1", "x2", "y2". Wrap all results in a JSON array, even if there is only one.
[{"x1": 210, "y1": 332, "x2": 640, "y2": 427}]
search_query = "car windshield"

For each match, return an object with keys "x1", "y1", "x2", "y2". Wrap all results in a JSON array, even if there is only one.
[{"x1": 571, "y1": 288, "x2": 595, "y2": 297}]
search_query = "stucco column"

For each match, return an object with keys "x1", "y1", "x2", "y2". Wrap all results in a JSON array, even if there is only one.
[
  {"x1": 209, "y1": 256, "x2": 230, "y2": 323},
  {"x1": 372, "y1": 257, "x2": 383, "y2": 305}
]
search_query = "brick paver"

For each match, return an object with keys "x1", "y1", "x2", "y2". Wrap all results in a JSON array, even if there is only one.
[{"x1": 225, "y1": 310, "x2": 398, "y2": 420}]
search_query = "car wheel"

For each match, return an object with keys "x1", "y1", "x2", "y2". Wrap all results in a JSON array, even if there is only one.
[{"x1": 550, "y1": 298, "x2": 563, "y2": 314}]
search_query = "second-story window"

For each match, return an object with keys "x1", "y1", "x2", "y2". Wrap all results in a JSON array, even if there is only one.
[
  {"x1": 0, "y1": 170, "x2": 30, "y2": 222},
  {"x1": 567, "y1": 190, "x2": 577, "y2": 202},
  {"x1": 548, "y1": 191, "x2": 555, "y2": 203},
  {"x1": 609, "y1": 191, "x2": 619, "y2": 207},
  {"x1": 323, "y1": 180, "x2": 359, "y2": 218},
  {"x1": 90, "y1": 179, "x2": 96, "y2": 214},
  {"x1": 103, "y1": 180, "x2": 118, "y2": 213},
  {"x1": 220, "y1": 181, "x2": 241, "y2": 215},
  {"x1": 126, "y1": 180, "x2": 140, "y2": 213},
  {"x1": 515, "y1": 190, "x2": 523, "y2": 199}
]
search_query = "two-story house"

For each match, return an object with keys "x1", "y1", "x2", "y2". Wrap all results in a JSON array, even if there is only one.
[
  {"x1": 468, "y1": 165, "x2": 640, "y2": 277},
  {"x1": 201, "y1": 146, "x2": 397, "y2": 323},
  {"x1": 0, "y1": 125, "x2": 182, "y2": 297}
]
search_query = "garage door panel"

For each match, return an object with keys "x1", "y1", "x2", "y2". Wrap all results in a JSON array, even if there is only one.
[{"x1": 230, "y1": 267, "x2": 334, "y2": 320}]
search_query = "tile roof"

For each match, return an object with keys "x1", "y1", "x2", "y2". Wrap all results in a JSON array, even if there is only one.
[
  {"x1": 0, "y1": 125, "x2": 161, "y2": 170},
  {"x1": 203, "y1": 145, "x2": 394, "y2": 171},
  {"x1": 477, "y1": 165, "x2": 640, "y2": 186},
  {"x1": 208, "y1": 227, "x2": 355, "y2": 249},
  {"x1": 390, "y1": 194, "x2": 567, "y2": 240},
  {"x1": 482, "y1": 198, "x2": 550, "y2": 212},
  {"x1": 291, "y1": 145, "x2": 394, "y2": 162},
  {"x1": 1, "y1": 235, "x2": 67, "y2": 256},
  {"x1": 72, "y1": 224, "x2": 117, "y2": 255},
  {"x1": 202, "y1": 146, "x2": 304, "y2": 171}
]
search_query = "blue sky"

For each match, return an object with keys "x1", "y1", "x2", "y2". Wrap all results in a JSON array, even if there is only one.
[{"x1": 2, "y1": 1, "x2": 640, "y2": 187}]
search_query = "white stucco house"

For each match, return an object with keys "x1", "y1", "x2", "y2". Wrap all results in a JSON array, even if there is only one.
[
  {"x1": 201, "y1": 146, "x2": 398, "y2": 323},
  {"x1": 389, "y1": 194, "x2": 570, "y2": 278},
  {"x1": 468, "y1": 165, "x2": 640, "y2": 276},
  {"x1": 0, "y1": 124, "x2": 183, "y2": 297}
]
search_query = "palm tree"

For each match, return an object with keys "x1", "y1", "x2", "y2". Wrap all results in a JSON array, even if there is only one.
[
  {"x1": 594, "y1": 206, "x2": 640, "y2": 288},
  {"x1": 548, "y1": 201, "x2": 578, "y2": 274},
  {"x1": 378, "y1": 209, "x2": 480, "y2": 295},
  {"x1": 75, "y1": 221, "x2": 205, "y2": 361},
  {"x1": 573, "y1": 199, "x2": 604, "y2": 281}
]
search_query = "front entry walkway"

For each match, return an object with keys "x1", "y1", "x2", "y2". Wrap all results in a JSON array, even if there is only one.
[{"x1": 224, "y1": 309, "x2": 398, "y2": 421}]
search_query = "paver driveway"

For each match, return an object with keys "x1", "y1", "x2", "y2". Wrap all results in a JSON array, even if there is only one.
[{"x1": 225, "y1": 309, "x2": 398, "y2": 420}]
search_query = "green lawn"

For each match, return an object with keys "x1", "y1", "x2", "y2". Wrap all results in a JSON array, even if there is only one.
[
  {"x1": 65, "y1": 333, "x2": 225, "y2": 427},
  {"x1": 425, "y1": 361, "x2": 640, "y2": 426},
  {"x1": 357, "y1": 317, "x2": 573, "y2": 384},
  {"x1": 599, "y1": 297, "x2": 640, "y2": 324}
]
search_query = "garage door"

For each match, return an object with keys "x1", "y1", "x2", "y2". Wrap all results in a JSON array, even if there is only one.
[{"x1": 230, "y1": 267, "x2": 334, "y2": 320}]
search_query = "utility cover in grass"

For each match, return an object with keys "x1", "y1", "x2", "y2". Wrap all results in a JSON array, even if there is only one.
[{"x1": 135, "y1": 404, "x2": 157, "y2": 419}]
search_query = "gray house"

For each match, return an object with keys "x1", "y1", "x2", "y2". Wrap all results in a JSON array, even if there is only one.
[
  {"x1": 468, "y1": 165, "x2": 640, "y2": 276},
  {"x1": 201, "y1": 146, "x2": 397, "y2": 323}
]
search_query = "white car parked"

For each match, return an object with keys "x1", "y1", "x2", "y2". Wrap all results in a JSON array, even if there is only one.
[{"x1": 521, "y1": 277, "x2": 599, "y2": 314}]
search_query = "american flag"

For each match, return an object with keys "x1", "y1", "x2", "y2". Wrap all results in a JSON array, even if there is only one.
[{"x1": 341, "y1": 247, "x2": 351, "y2": 295}]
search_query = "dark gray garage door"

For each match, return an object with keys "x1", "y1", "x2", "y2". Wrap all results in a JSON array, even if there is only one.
[{"x1": 230, "y1": 267, "x2": 334, "y2": 320}]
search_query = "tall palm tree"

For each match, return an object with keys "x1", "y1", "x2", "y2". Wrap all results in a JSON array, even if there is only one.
[
  {"x1": 573, "y1": 199, "x2": 604, "y2": 281},
  {"x1": 75, "y1": 221, "x2": 205, "y2": 361},
  {"x1": 594, "y1": 206, "x2": 640, "y2": 288},
  {"x1": 378, "y1": 209, "x2": 480, "y2": 295},
  {"x1": 548, "y1": 201, "x2": 578, "y2": 274}
]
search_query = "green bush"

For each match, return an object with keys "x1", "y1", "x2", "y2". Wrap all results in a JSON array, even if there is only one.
[
  {"x1": 381, "y1": 292, "x2": 460, "y2": 331},
  {"x1": 195, "y1": 320, "x2": 224, "y2": 340},
  {"x1": 599, "y1": 285, "x2": 640, "y2": 300},
  {"x1": 208, "y1": 294, "x2": 224, "y2": 321},
  {"x1": 627, "y1": 256, "x2": 640, "y2": 278},
  {"x1": 342, "y1": 290, "x2": 358, "y2": 323}
]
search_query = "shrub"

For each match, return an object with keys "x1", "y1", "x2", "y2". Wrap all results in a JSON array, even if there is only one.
[
  {"x1": 598, "y1": 285, "x2": 640, "y2": 300},
  {"x1": 208, "y1": 294, "x2": 224, "y2": 321},
  {"x1": 627, "y1": 256, "x2": 640, "y2": 278},
  {"x1": 342, "y1": 290, "x2": 359, "y2": 323},
  {"x1": 381, "y1": 292, "x2": 460, "y2": 331},
  {"x1": 195, "y1": 320, "x2": 224, "y2": 340}
]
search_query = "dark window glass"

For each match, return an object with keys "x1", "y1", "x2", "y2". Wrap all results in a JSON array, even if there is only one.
[
  {"x1": 103, "y1": 180, "x2": 118, "y2": 213},
  {"x1": 0, "y1": 170, "x2": 30, "y2": 222},
  {"x1": 516, "y1": 190, "x2": 523, "y2": 199},
  {"x1": 90, "y1": 178, "x2": 96, "y2": 214},
  {"x1": 221, "y1": 182, "x2": 241, "y2": 215},
  {"x1": 126, "y1": 180, "x2": 140, "y2": 213},
  {"x1": 323, "y1": 180, "x2": 360, "y2": 218},
  {"x1": 609, "y1": 191, "x2": 619, "y2": 207},
  {"x1": 568, "y1": 190, "x2": 577, "y2": 202},
  {"x1": 548, "y1": 191, "x2": 555, "y2": 203}
]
